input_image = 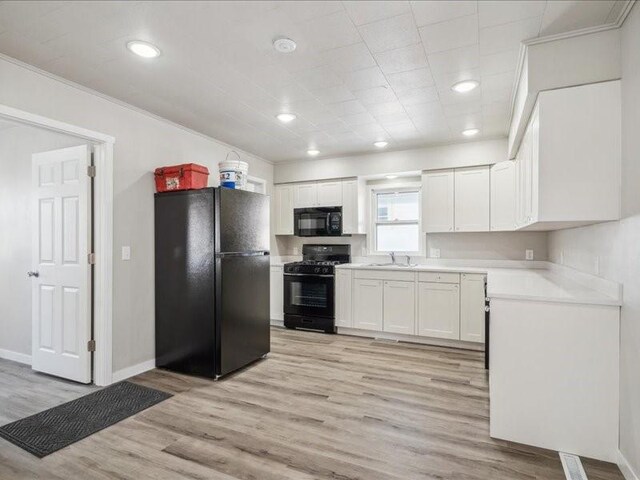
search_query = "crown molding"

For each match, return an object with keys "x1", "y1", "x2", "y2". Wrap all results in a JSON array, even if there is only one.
[{"x1": 0, "y1": 52, "x2": 274, "y2": 166}]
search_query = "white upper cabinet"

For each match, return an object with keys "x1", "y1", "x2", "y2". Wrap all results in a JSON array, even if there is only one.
[
  {"x1": 316, "y1": 181, "x2": 343, "y2": 207},
  {"x1": 273, "y1": 185, "x2": 294, "y2": 235},
  {"x1": 422, "y1": 170, "x2": 454, "y2": 233},
  {"x1": 460, "y1": 273, "x2": 485, "y2": 343},
  {"x1": 454, "y1": 166, "x2": 490, "y2": 232},
  {"x1": 514, "y1": 81, "x2": 621, "y2": 230},
  {"x1": 490, "y1": 161, "x2": 516, "y2": 231},
  {"x1": 294, "y1": 183, "x2": 318, "y2": 208}
]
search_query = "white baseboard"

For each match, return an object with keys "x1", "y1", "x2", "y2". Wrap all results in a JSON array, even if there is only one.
[
  {"x1": 0, "y1": 348, "x2": 32, "y2": 365},
  {"x1": 111, "y1": 359, "x2": 155, "y2": 383},
  {"x1": 619, "y1": 450, "x2": 640, "y2": 480}
]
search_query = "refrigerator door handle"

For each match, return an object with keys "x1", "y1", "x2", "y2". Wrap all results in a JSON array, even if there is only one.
[{"x1": 216, "y1": 251, "x2": 270, "y2": 258}]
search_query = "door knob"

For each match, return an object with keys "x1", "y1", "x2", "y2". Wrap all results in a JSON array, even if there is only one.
[{"x1": 27, "y1": 271, "x2": 39, "y2": 278}]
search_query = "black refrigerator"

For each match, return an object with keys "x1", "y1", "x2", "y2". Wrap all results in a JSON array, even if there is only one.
[{"x1": 154, "y1": 187, "x2": 270, "y2": 379}]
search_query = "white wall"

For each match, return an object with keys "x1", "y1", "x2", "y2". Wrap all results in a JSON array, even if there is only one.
[
  {"x1": 0, "y1": 125, "x2": 87, "y2": 357},
  {"x1": 0, "y1": 56, "x2": 274, "y2": 372},
  {"x1": 548, "y1": 5, "x2": 640, "y2": 475},
  {"x1": 274, "y1": 138, "x2": 507, "y2": 184}
]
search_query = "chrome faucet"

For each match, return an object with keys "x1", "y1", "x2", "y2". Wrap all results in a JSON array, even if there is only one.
[{"x1": 389, "y1": 252, "x2": 396, "y2": 265}]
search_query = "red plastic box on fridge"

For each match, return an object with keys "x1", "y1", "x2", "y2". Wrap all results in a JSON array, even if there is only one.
[{"x1": 154, "y1": 163, "x2": 209, "y2": 192}]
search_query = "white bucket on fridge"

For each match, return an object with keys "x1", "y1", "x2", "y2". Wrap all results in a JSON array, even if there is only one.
[{"x1": 219, "y1": 151, "x2": 248, "y2": 189}]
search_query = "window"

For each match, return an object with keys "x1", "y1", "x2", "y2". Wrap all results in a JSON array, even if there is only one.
[{"x1": 371, "y1": 187, "x2": 421, "y2": 254}]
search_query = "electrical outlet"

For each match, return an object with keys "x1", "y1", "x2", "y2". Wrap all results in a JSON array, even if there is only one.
[
  {"x1": 430, "y1": 248, "x2": 441, "y2": 258},
  {"x1": 121, "y1": 246, "x2": 131, "y2": 261},
  {"x1": 525, "y1": 249, "x2": 534, "y2": 261}
]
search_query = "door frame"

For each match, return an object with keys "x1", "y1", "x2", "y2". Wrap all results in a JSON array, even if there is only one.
[{"x1": 0, "y1": 103, "x2": 115, "y2": 386}]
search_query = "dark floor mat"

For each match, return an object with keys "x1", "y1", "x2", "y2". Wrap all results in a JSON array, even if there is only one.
[{"x1": 0, "y1": 381, "x2": 171, "y2": 457}]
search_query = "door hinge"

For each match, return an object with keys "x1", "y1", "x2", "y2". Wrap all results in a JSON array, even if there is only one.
[
  {"x1": 87, "y1": 165, "x2": 96, "y2": 177},
  {"x1": 88, "y1": 252, "x2": 96, "y2": 264},
  {"x1": 87, "y1": 339, "x2": 96, "y2": 352}
]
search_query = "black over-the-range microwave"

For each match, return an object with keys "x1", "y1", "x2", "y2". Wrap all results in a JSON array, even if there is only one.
[{"x1": 294, "y1": 207, "x2": 342, "y2": 237}]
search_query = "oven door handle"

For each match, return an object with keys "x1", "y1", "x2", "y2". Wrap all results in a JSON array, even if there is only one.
[{"x1": 284, "y1": 273, "x2": 334, "y2": 278}]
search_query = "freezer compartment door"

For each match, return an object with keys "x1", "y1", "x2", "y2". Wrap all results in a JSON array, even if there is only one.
[
  {"x1": 217, "y1": 188, "x2": 270, "y2": 253},
  {"x1": 216, "y1": 253, "x2": 270, "y2": 376}
]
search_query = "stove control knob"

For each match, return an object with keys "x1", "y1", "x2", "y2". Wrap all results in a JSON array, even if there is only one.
[
  {"x1": 314, "y1": 267, "x2": 320, "y2": 273},
  {"x1": 294, "y1": 266, "x2": 300, "y2": 273},
  {"x1": 322, "y1": 267, "x2": 329, "y2": 274}
]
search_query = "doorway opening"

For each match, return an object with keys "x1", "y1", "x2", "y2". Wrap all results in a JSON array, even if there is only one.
[{"x1": 0, "y1": 104, "x2": 114, "y2": 390}]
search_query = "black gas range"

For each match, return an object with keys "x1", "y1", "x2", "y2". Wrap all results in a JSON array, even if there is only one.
[{"x1": 283, "y1": 244, "x2": 350, "y2": 333}]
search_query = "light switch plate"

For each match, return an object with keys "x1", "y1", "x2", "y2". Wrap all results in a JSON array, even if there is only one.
[
  {"x1": 525, "y1": 249, "x2": 534, "y2": 260},
  {"x1": 121, "y1": 246, "x2": 131, "y2": 261},
  {"x1": 430, "y1": 248, "x2": 441, "y2": 258}
]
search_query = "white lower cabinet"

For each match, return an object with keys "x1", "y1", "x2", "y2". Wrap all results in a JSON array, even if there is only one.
[
  {"x1": 383, "y1": 281, "x2": 415, "y2": 335},
  {"x1": 460, "y1": 273, "x2": 485, "y2": 342},
  {"x1": 353, "y1": 279, "x2": 383, "y2": 331},
  {"x1": 335, "y1": 269, "x2": 353, "y2": 327},
  {"x1": 417, "y1": 282, "x2": 460, "y2": 339},
  {"x1": 270, "y1": 266, "x2": 283, "y2": 321}
]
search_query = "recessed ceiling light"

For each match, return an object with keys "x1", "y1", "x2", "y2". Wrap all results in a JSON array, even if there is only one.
[
  {"x1": 307, "y1": 149, "x2": 320, "y2": 156},
  {"x1": 385, "y1": 175, "x2": 398, "y2": 179},
  {"x1": 276, "y1": 113, "x2": 297, "y2": 123},
  {"x1": 462, "y1": 128, "x2": 480, "y2": 136},
  {"x1": 374, "y1": 141, "x2": 389, "y2": 148},
  {"x1": 273, "y1": 37, "x2": 297, "y2": 54},
  {"x1": 126, "y1": 40, "x2": 160, "y2": 58},
  {"x1": 451, "y1": 80, "x2": 479, "y2": 93}
]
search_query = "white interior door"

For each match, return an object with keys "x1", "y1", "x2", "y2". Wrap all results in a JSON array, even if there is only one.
[{"x1": 31, "y1": 145, "x2": 92, "y2": 383}]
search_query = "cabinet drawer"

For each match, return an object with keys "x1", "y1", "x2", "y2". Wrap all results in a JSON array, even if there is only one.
[
  {"x1": 418, "y1": 272, "x2": 459, "y2": 283},
  {"x1": 354, "y1": 269, "x2": 415, "y2": 282}
]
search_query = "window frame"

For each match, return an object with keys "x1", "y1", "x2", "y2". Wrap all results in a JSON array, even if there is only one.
[{"x1": 368, "y1": 183, "x2": 424, "y2": 256}]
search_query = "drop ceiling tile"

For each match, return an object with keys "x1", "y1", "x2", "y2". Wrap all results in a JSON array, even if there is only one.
[
  {"x1": 299, "y1": 108, "x2": 340, "y2": 125},
  {"x1": 321, "y1": 42, "x2": 377, "y2": 73},
  {"x1": 387, "y1": 68, "x2": 435, "y2": 92},
  {"x1": 313, "y1": 85, "x2": 357, "y2": 104},
  {"x1": 410, "y1": 1, "x2": 477, "y2": 27},
  {"x1": 479, "y1": 1, "x2": 548, "y2": 28},
  {"x1": 480, "y1": 49, "x2": 520, "y2": 76},
  {"x1": 279, "y1": 1, "x2": 344, "y2": 23},
  {"x1": 300, "y1": 10, "x2": 361, "y2": 52},
  {"x1": 540, "y1": 0, "x2": 617, "y2": 36},
  {"x1": 328, "y1": 99, "x2": 368, "y2": 117},
  {"x1": 367, "y1": 101, "x2": 407, "y2": 117},
  {"x1": 343, "y1": 1, "x2": 411, "y2": 26},
  {"x1": 404, "y1": 102, "x2": 447, "y2": 123},
  {"x1": 313, "y1": 120, "x2": 352, "y2": 135},
  {"x1": 396, "y1": 86, "x2": 440, "y2": 106},
  {"x1": 479, "y1": 16, "x2": 542, "y2": 55},
  {"x1": 358, "y1": 13, "x2": 420, "y2": 53},
  {"x1": 482, "y1": 101, "x2": 511, "y2": 118},
  {"x1": 481, "y1": 71, "x2": 516, "y2": 92},
  {"x1": 384, "y1": 121, "x2": 419, "y2": 139},
  {"x1": 353, "y1": 86, "x2": 398, "y2": 105},
  {"x1": 446, "y1": 112, "x2": 483, "y2": 131},
  {"x1": 376, "y1": 111, "x2": 412, "y2": 126},
  {"x1": 437, "y1": 86, "x2": 482, "y2": 107},
  {"x1": 351, "y1": 123, "x2": 389, "y2": 138},
  {"x1": 341, "y1": 111, "x2": 378, "y2": 126},
  {"x1": 482, "y1": 87, "x2": 512, "y2": 104},
  {"x1": 427, "y1": 44, "x2": 480, "y2": 77},
  {"x1": 419, "y1": 14, "x2": 479, "y2": 54},
  {"x1": 294, "y1": 65, "x2": 344, "y2": 91},
  {"x1": 341, "y1": 66, "x2": 389, "y2": 91},
  {"x1": 443, "y1": 101, "x2": 482, "y2": 118},
  {"x1": 374, "y1": 43, "x2": 428, "y2": 75}
]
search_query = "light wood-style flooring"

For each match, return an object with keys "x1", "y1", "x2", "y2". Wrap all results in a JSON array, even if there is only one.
[
  {"x1": 0, "y1": 328, "x2": 624, "y2": 479},
  {"x1": 0, "y1": 358, "x2": 97, "y2": 425}
]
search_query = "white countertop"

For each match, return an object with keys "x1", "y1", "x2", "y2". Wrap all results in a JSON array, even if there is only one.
[{"x1": 335, "y1": 262, "x2": 622, "y2": 307}]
